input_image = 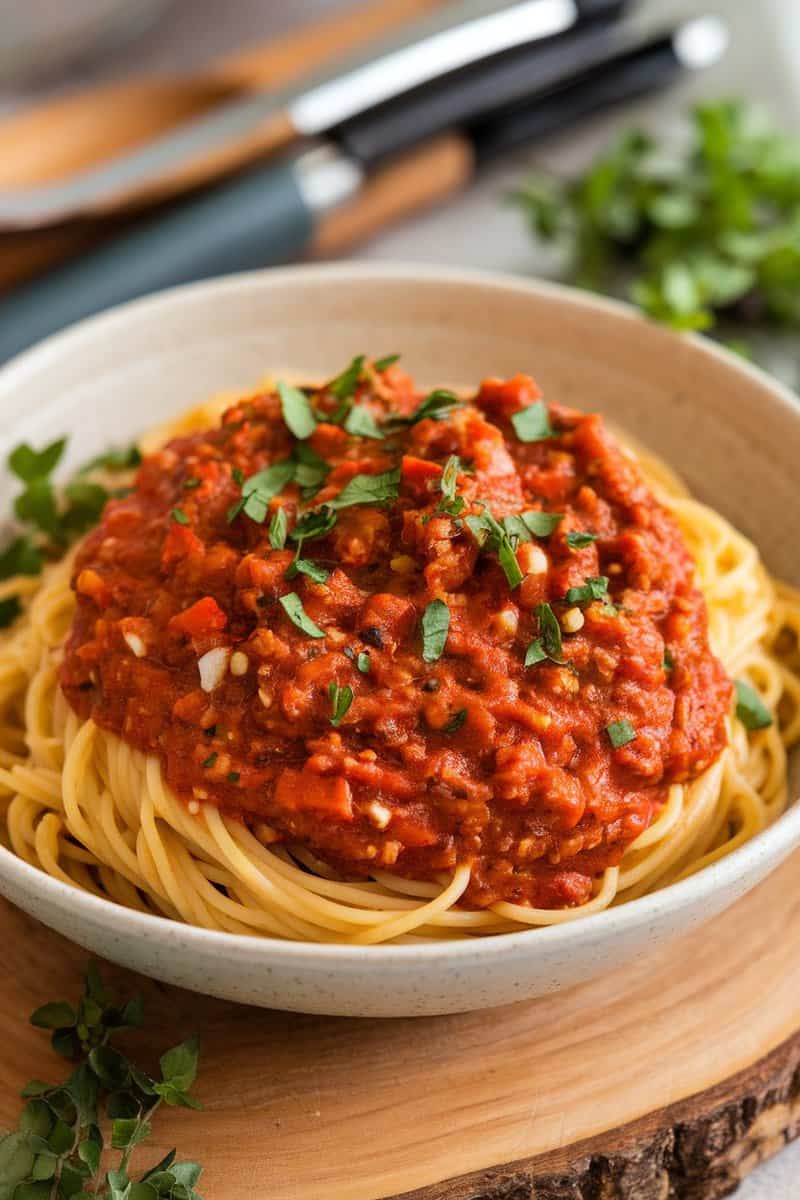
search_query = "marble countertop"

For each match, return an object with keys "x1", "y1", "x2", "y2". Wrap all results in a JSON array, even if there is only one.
[{"x1": 4, "y1": 1, "x2": 799, "y2": 1194}]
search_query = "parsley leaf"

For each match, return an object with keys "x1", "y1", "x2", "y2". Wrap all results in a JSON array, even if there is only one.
[
  {"x1": 285, "y1": 557, "x2": 329, "y2": 583},
  {"x1": 564, "y1": 576, "x2": 610, "y2": 606},
  {"x1": 524, "y1": 638, "x2": 547, "y2": 667},
  {"x1": 442, "y1": 709, "x2": 467, "y2": 733},
  {"x1": 503, "y1": 510, "x2": 563, "y2": 541},
  {"x1": 329, "y1": 682, "x2": 354, "y2": 726},
  {"x1": 534, "y1": 602, "x2": 564, "y2": 663},
  {"x1": 421, "y1": 599, "x2": 450, "y2": 662},
  {"x1": 387, "y1": 389, "x2": 464, "y2": 429},
  {"x1": 735, "y1": 679, "x2": 773, "y2": 730},
  {"x1": 15, "y1": 477, "x2": 61, "y2": 540},
  {"x1": 329, "y1": 468, "x2": 401, "y2": 509},
  {"x1": 465, "y1": 506, "x2": 523, "y2": 589},
  {"x1": 79, "y1": 445, "x2": 141, "y2": 475},
  {"x1": 344, "y1": 405, "x2": 385, "y2": 440},
  {"x1": 279, "y1": 592, "x2": 325, "y2": 638},
  {"x1": 62, "y1": 481, "x2": 109, "y2": 536},
  {"x1": 329, "y1": 355, "x2": 366, "y2": 403},
  {"x1": 374, "y1": 353, "x2": 400, "y2": 371},
  {"x1": 356, "y1": 651, "x2": 370, "y2": 674},
  {"x1": 290, "y1": 506, "x2": 338, "y2": 544},
  {"x1": 278, "y1": 380, "x2": 317, "y2": 439},
  {"x1": 8, "y1": 438, "x2": 67, "y2": 483},
  {"x1": 269, "y1": 508, "x2": 288, "y2": 550},
  {"x1": 606, "y1": 718, "x2": 637, "y2": 748},
  {"x1": 171, "y1": 508, "x2": 189, "y2": 525},
  {"x1": 0, "y1": 536, "x2": 42, "y2": 581},
  {"x1": 511, "y1": 402, "x2": 555, "y2": 442},
  {"x1": 566, "y1": 530, "x2": 599, "y2": 549}
]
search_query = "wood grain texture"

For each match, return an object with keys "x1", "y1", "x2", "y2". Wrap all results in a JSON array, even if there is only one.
[{"x1": 1, "y1": 848, "x2": 800, "y2": 1199}]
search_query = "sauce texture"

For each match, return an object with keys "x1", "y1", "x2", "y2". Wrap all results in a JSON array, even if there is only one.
[{"x1": 60, "y1": 362, "x2": 731, "y2": 908}]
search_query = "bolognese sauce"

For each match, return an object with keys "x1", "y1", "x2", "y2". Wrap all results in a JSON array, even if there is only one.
[{"x1": 60, "y1": 359, "x2": 731, "y2": 909}]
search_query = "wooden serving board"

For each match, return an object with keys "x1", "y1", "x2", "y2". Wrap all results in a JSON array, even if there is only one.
[{"x1": 2, "y1": 853, "x2": 800, "y2": 1199}]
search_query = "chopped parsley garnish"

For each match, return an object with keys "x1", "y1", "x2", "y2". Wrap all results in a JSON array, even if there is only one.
[
  {"x1": 279, "y1": 592, "x2": 325, "y2": 638},
  {"x1": 61, "y1": 481, "x2": 109, "y2": 536},
  {"x1": 183, "y1": 477, "x2": 201, "y2": 490},
  {"x1": 0, "y1": 596, "x2": 22, "y2": 629},
  {"x1": 534, "y1": 602, "x2": 564, "y2": 663},
  {"x1": 290, "y1": 506, "x2": 338, "y2": 544},
  {"x1": 356, "y1": 651, "x2": 370, "y2": 674},
  {"x1": 269, "y1": 507, "x2": 288, "y2": 550},
  {"x1": 442, "y1": 709, "x2": 467, "y2": 733},
  {"x1": 0, "y1": 535, "x2": 42, "y2": 581},
  {"x1": 14, "y1": 477, "x2": 61, "y2": 541},
  {"x1": 735, "y1": 679, "x2": 773, "y2": 730},
  {"x1": 292, "y1": 443, "x2": 330, "y2": 499},
  {"x1": 344, "y1": 405, "x2": 385, "y2": 440},
  {"x1": 566, "y1": 530, "x2": 599, "y2": 549},
  {"x1": 171, "y1": 508, "x2": 189, "y2": 525},
  {"x1": 374, "y1": 353, "x2": 400, "y2": 371},
  {"x1": 227, "y1": 459, "x2": 294, "y2": 524},
  {"x1": 564, "y1": 576, "x2": 610, "y2": 606},
  {"x1": 510, "y1": 401, "x2": 555, "y2": 442},
  {"x1": 8, "y1": 438, "x2": 67, "y2": 483},
  {"x1": 78, "y1": 444, "x2": 141, "y2": 474},
  {"x1": 465, "y1": 506, "x2": 523, "y2": 589},
  {"x1": 278, "y1": 380, "x2": 317, "y2": 439},
  {"x1": 606, "y1": 719, "x2": 637, "y2": 748},
  {"x1": 387, "y1": 389, "x2": 464, "y2": 429},
  {"x1": 227, "y1": 771, "x2": 240, "y2": 784},
  {"x1": 503, "y1": 510, "x2": 563, "y2": 541},
  {"x1": 285, "y1": 557, "x2": 329, "y2": 584},
  {"x1": 435, "y1": 455, "x2": 465, "y2": 518},
  {"x1": 329, "y1": 682, "x2": 354, "y2": 726},
  {"x1": 663, "y1": 648, "x2": 674, "y2": 672},
  {"x1": 232, "y1": 467, "x2": 244, "y2": 487},
  {"x1": 421, "y1": 599, "x2": 451, "y2": 662},
  {"x1": 329, "y1": 468, "x2": 401, "y2": 509},
  {"x1": 329, "y1": 355, "x2": 365, "y2": 402},
  {"x1": 202, "y1": 752, "x2": 218, "y2": 768}
]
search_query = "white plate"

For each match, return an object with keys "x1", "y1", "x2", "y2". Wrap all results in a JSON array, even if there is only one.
[{"x1": 1, "y1": 263, "x2": 799, "y2": 1017}]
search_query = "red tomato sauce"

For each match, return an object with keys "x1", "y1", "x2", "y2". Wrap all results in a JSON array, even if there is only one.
[{"x1": 60, "y1": 363, "x2": 731, "y2": 909}]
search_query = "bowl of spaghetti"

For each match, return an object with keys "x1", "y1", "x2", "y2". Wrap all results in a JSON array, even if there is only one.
[{"x1": 1, "y1": 264, "x2": 798, "y2": 1016}]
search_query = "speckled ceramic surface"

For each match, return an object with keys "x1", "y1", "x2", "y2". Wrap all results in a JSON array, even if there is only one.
[{"x1": 1, "y1": 263, "x2": 799, "y2": 1017}]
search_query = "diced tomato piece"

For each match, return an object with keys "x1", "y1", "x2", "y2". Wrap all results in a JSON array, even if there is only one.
[
  {"x1": 400, "y1": 455, "x2": 442, "y2": 499},
  {"x1": 476, "y1": 373, "x2": 542, "y2": 419},
  {"x1": 168, "y1": 596, "x2": 228, "y2": 638},
  {"x1": 274, "y1": 768, "x2": 354, "y2": 821},
  {"x1": 161, "y1": 522, "x2": 204, "y2": 567}
]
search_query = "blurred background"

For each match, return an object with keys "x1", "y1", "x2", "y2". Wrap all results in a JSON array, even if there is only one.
[{"x1": 0, "y1": 4, "x2": 798, "y2": 1191}]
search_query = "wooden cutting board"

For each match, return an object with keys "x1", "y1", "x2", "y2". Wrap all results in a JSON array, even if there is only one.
[{"x1": 2, "y1": 849, "x2": 800, "y2": 1199}]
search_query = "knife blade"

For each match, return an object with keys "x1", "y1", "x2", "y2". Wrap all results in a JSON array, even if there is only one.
[{"x1": 0, "y1": 0, "x2": 613, "y2": 230}]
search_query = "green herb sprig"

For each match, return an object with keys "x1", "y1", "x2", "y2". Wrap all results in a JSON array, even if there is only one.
[{"x1": 0, "y1": 964, "x2": 202, "y2": 1200}]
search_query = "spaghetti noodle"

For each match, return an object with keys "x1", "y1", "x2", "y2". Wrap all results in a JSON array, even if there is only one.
[{"x1": 0, "y1": 363, "x2": 798, "y2": 944}]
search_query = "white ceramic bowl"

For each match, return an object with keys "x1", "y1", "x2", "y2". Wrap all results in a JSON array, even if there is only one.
[{"x1": 1, "y1": 263, "x2": 799, "y2": 1018}]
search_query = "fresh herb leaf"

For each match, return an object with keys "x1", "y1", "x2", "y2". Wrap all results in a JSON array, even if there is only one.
[
  {"x1": 279, "y1": 592, "x2": 325, "y2": 638},
  {"x1": 503, "y1": 510, "x2": 563, "y2": 541},
  {"x1": 285, "y1": 557, "x2": 329, "y2": 584},
  {"x1": 227, "y1": 772, "x2": 240, "y2": 784},
  {"x1": 329, "y1": 682, "x2": 354, "y2": 727},
  {"x1": 79, "y1": 445, "x2": 141, "y2": 475},
  {"x1": 171, "y1": 508, "x2": 189, "y2": 526},
  {"x1": 14, "y1": 478, "x2": 61, "y2": 540},
  {"x1": 356, "y1": 651, "x2": 370, "y2": 674},
  {"x1": 328, "y1": 355, "x2": 365, "y2": 403},
  {"x1": 433, "y1": 455, "x2": 466, "y2": 518},
  {"x1": 183, "y1": 477, "x2": 201, "y2": 490},
  {"x1": 232, "y1": 467, "x2": 245, "y2": 487},
  {"x1": 510, "y1": 402, "x2": 554, "y2": 442},
  {"x1": 442, "y1": 709, "x2": 467, "y2": 734},
  {"x1": 663, "y1": 647, "x2": 674, "y2": 672},
  {"x1": 387, "y1": 390, "x2": 464, "y2": 429},
  {"x1": 242, "y1": 460, "x2": 294, "y2": 501},
  {"x1": 564, "y1": 576, "x2": 610, "y2": 606},
  {"x1": 344, "y1": 406, "x2": 385, "y2": 440},
  {"x1": 735, "y1": 679, "x2": 773, "y2": 730},
  {"x1": 202, "y1": 753, "x2": 217, "y2": 769},
  {"x1": 524, "y1": 638, "x2": 548, "y2": 667},
  {"x1": 465, "y1": 505, "x2": 524, "y2": 589},
  {"x1": 534, "y1": 602, "x2": 564, "y2": 663},
  {"x1": 62, "y1": 481, "x2": 109, "y2": 535},
  {"x1": 329, "y1": 468, "x2": 401, "y2": 509},
  {"x1": 421, "y1": 599, "x2": 450, "y2": 663},
  {"x1": 278, "y1": 380, "x2": 317, "y2": 439},
  {"x1": 292, "y1": 444, "x2": 330, "y2": 497},
  {"x1": 290, "y1": 506, "x2": 338, "y2": 544},
  {"x1": 269, "y1": 508, "x2": 288, "y2": 550},
  {"x1": 8, "y1": 438, "x2": 67, "y2": 483},
  {"x1": 606, "y1": 718, "x2": 637, "y2": 748},
  {"x1": 373, "y1": 354, "x2": 400, "y2": 371},
  {"x1": 0, "y1": 535, "x2": 42, "y2": 581},
  {"x1": 565, "y1": 530, "x2": 599, "y2": 549}
]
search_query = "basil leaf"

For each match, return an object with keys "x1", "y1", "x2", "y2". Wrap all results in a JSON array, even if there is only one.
[
  {"x1": 606, "y1": 719, "x2": 637, "y2": 748},
  {"x1": 356, "y1": 651, "x2": 370, "y2": 674},
  {"x1": 269, "y1": 508, "x2": 288, "y2": 550},
  {"x1": 421, "y1": 599, "x2": 450, "y2": 663},
  {"x1": 497, "y1": 538, "x2": 523, "y2": 589},
  {"x1": 510, "y1": 402, "x2": 555, "y2": 442},
  {"x1": 8, "y1": 438, "x2": 67, "y2": 483},
  {"x1": 442, "y1": 709, "x2": 467, "y2": 733},
  {"x1": 735, "y1": 679, "x2": 773, "y2": 730},
  {"x1": 344, "y1": 406, "x2": 385, "y2": 440},
  {"x1": 564, "y1": 576, "x2": 610, "y2": 606},
  {"x1": 242, "y1": 459, "x2": 294, "y2": 500},
  {"x1": 171, "y1": 508, "x2": 189, "y2": 526},
  {"x1": 329, "y1": 355, "x2": 365, "y2": 402},
  {"x1": 524, "y1": 638, "x2": 547, "y2": 667},
  {"x1": 374, "y1": 354, "x2": 400, "y2": 371},
  {"x1": 285, "y1": 558, "x2": 329, "y2": 584},
  {"x1": 535, "y1": 602, "x2": 564, "y2": 662},
  {"x1": 290, "y1": 506, "x2": 338, "y2": 543},
  {"x1": 387, "y1": 389, "x2": 464, "y2": 429},
  {"x1": 329, "y1": 682, "x2": 354, "y2": 727},
  {"x1": 0, "y1": 536, "x2": 42, "y2": 581},
  {"x1": 279, "y1": 592, "x2": 325, "y2": 638},
  {"x1": 292, "y1": 444, "x2": 330, "y2": 496},
  {"x1": 278, "y1": 381, "x2": 317, "y2": 439},
  {"x1": 565, "y1": 530, "x2": 599, "y2": 549},
  {"x1": 503, "y1": 510, "x2": 563, "y2": 541},
  {"x1": 329, "y1": 468, "x2": 401, "y2": 509}
]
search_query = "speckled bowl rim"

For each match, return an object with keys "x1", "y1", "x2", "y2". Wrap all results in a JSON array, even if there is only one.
[{"x1": 1, "y1": 261, "x2": 799, "y2": 969}]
